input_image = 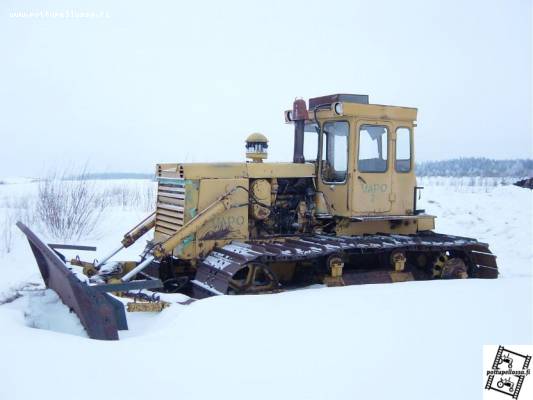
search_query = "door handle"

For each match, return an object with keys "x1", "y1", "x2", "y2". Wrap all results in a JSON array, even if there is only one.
[{"x1": 357, "y1": 176, "x2": 367, "y2": 184}]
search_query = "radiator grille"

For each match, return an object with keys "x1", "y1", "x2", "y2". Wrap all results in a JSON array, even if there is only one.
[{"x1": 155, "y1": 178, "x2": 185, "y2": 237}]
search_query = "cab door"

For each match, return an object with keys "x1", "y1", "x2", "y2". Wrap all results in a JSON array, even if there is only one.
[
  {"x1": 390, "y1": 124, "x2": 416, "y2": 215},
  {"x1": 351, "y1": 120, "x2": 393, "y2": 214},
  {"x1": 317, "y1": 120, "x2": 351, "y2": 216}
]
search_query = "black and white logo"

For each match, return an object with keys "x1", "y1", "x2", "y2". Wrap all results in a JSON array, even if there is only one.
[{"x1": 484, "y1": 345, "x2": 532, "y2": 399}]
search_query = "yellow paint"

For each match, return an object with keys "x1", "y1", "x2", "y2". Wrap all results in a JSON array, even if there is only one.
[{"x1": 151, "y1": 96, "x2": 436, "y2": 259}]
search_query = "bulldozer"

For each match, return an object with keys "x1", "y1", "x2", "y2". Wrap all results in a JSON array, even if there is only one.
[{"x1": 18, "y1": 93, "x2": 498, "y2": 339}]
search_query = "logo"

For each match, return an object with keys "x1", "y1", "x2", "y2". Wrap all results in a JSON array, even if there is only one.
[
  {"x1": 362, "y1": 183, "x2": 388, "y2": 193},
  {"x1": 362, "y1": 183, "x2": 388, "y2": 202},
  {"x1": 484, "y1": 345, "x2": 532, "y2": 399}
]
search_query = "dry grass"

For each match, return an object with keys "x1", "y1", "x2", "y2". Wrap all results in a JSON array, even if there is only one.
[
  {"x1": 103, "y1": 183, "x2": 155, "y2": 211},
  {"x1": 36, "y1": 171, "x2": 108, "y2": 241},
  {"x1": 1, "y1": 213, "x2": 15, "y2": 253},
  {"x1": 0, "y1": 195, "x2": 37, "y2": 254},
  {"x1": 0, "y1": 174, "x2": 156, "y2": 252}
]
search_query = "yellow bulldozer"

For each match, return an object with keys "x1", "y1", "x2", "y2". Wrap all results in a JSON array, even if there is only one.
[{"x1": 18, "y1": 93, "x2": 498, "y2": 339}]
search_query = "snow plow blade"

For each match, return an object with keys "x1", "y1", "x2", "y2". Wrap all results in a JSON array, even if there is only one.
[{"x1": 17, "y1": 222, "x2": 128, "y2": 340}]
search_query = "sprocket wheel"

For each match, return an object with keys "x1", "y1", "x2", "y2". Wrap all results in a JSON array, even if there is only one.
[{"x1": 229, "y1": 262, "x2": 279, "y2": 294}]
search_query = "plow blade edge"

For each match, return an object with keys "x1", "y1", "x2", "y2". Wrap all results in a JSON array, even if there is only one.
[{"x1": 17, "y1": 222, "x2": 128, "y2": 340}]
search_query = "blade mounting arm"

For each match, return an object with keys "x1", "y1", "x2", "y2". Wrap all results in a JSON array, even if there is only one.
[
  {"x1": 96, "y1": 212, "x2": 156, "y2": 267},
  {"x1": 122, "y1": 189, "x2": 239, "y2": 282}
]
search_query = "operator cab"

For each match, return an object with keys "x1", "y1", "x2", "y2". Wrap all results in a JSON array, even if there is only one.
[{"x1": 285, "y1": 94, "x2": 418, "y2": 218}]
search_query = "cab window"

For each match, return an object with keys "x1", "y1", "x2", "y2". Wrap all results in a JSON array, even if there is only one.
[
  {"x1": 395, "y1": 127, "x2": 411, "y2": 172},
  {"x1": 358, "y1": 125, "x2": 388, "y2": 173},
  {"x1": 303, "y1": 123, "x2": 319, "y2": 162},
  {"x1": 321, "y1": 121, "x2": 349, "y2": 183}
]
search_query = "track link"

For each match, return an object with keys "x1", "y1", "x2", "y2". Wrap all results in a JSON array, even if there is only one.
[{"x1": 191, "y1": 232, "x2": 497, "y2": 298}]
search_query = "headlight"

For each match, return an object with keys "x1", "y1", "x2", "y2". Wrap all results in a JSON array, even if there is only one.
[
  {"x1": 285, "y1": 110, "x2": 293, "y2": 122},
  {"x1": 334, "y1": 102, "x2": 343, "y2": 115}
]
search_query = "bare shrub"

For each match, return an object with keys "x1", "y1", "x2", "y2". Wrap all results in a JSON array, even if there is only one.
[
  {"x1": 103, "y1": 181, "x2": 156, "y2": 211},
  {"x1": 0, "y1": 194, "x2": 37, "y2": 254},
  {"x1": 142, "y1": 182, "x2": 156, "y2": 212},
  {"x1": 104, "y1": 185, "x2": 137, "y2": 209},
  {"x1": 36, "y1": 171, "x2": 107, "y2": 241},
  {"x1": 8, "y1": 195, "x2": 37, "y2": 227}
]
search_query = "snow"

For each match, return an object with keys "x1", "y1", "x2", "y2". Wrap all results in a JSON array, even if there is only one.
[
  {"x1": 0, "y1": 178, "x2": 531, "y2": 400},
  {"x1": 22, "y1": 289, "x2": 88, "y2": 338}
]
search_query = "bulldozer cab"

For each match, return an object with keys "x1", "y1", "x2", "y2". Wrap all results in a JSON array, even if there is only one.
[{"x1": 288, "y1": 94, "x2": 417, "y2": 217}]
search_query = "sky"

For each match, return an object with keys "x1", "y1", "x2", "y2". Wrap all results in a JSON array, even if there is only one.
[{"x1": 0, "y1": 0, "x2": 531, "y2": 177}]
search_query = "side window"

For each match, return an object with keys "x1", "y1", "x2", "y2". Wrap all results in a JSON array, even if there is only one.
[
  {"x1": 321, "y1": 121, "x2": 349, "y2": 183},
  {"x1": 358, "y1": 125, "x2": 388, "y2": 172},
  {"x1": 303, "y1": 123, "x2": 318, "y2": 162},
  {"x1": 395, "y1": 127, "x2": 411, "y2": 172}
]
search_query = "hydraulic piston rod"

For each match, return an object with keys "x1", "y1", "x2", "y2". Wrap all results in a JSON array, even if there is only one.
[
  {"x1": 121, "y1": 255, "x2": 155, "y2": 282},
  {"x1": 121, "y1": 189, "x2": 237, "y2": 281},
  {"x1": 96, "y1": 212, "x2": 156, "y2": 268},
  {"x1": 154, "y1": 191, "x2": 233, "y2": 258}
]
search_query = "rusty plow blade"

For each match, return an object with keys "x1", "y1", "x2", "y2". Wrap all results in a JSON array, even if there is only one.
[{"x1": 17, "y1": 222, "x2": 128, "y2": 340}]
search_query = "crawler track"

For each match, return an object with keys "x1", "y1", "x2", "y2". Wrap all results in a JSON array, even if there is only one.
[{"x1": 191, "y1": 232, "x2": 498, "y2": 297}]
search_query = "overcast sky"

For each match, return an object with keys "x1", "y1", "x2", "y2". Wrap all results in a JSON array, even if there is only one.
[{"x1": 0, "y1": 0, "x2": 531, "y2": 177}]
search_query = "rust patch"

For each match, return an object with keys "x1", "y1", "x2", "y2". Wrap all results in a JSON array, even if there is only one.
[{"x1": 199, "y1": 227, "x2": 235, "y2": 241}]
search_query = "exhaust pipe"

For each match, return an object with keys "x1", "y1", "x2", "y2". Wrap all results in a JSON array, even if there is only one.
[{"x1": 292, "y1": 99, "x2": 308, "y2": 163}]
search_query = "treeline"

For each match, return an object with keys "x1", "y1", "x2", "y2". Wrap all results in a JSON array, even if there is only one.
[
  {"x1": 65, "y1": 158, "x2": 533, "y2": 180},
  {"x1": 416, "y1": 158, "x2": 533, "y2": 177},
  {"x1": 68, "y1": 172, "x2": 155, "y2": 180}
]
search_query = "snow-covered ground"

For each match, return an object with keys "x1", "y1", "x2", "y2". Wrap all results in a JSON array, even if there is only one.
[{"x1": 0, "y1": 178, "x2": 531, "y2": 400}]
